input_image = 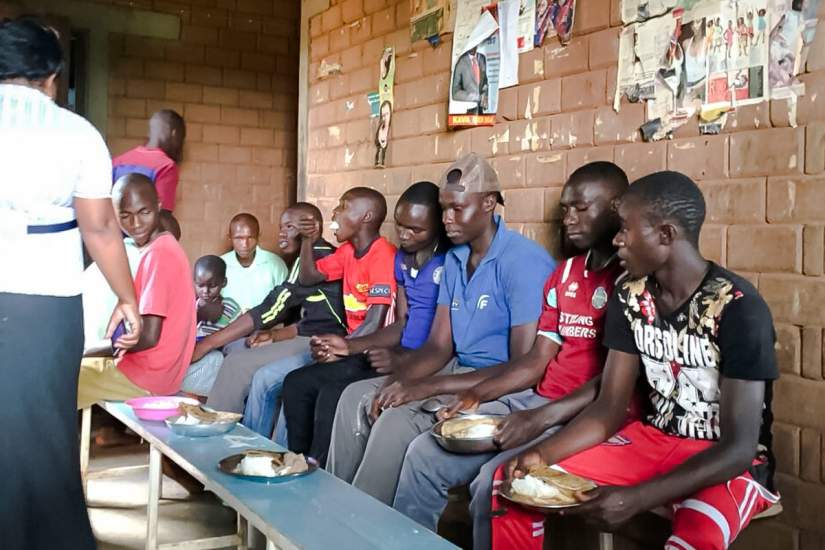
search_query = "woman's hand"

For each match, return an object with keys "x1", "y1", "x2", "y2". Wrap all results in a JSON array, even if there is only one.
[{"x1": 106, "y1": 300, "x2": 142, "y2": 354}]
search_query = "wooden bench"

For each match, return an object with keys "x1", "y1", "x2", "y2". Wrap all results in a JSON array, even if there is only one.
[{"x1": 81, "y1": 402, "x2": 459, "y2": 550}]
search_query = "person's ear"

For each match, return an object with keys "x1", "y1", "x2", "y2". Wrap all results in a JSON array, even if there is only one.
[
  {"x1": 481, "y1": 193, "x2": 497, "y2": 213},
  {"x1": 363, "y1": 211, "x2": 375, "y2": 225},
  {"x1": 42, "y1": 73, "x2": 59, "y2": 100},
  {"x1": 659, "y1": 223, "x2": 677, "y2": 246},
  {"x1": 221, "y1": 277, "x2": 228, "y2": 289}
]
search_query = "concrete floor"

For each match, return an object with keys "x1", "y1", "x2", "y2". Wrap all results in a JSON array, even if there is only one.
[{"x1": 86, "y1": 442, "x2": 240, "y2": 549}]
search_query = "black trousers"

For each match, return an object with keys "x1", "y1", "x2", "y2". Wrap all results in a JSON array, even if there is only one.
[
  {"x1": 0, "y1": 292, "x2": 95, "y2": 550},
  {"x1": 282, "y1": 355, "x2": 380, "y2": 466}
]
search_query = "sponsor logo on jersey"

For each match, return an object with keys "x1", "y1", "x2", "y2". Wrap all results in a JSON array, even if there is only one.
[
  {"x1": 369, "y1": 284, "x2": 392, "y2": 297},
  {"x1": 477, "y1": 294, "x2": 490, "y2": 310},
  {"x1": 591, "y1": 286, "x2": 608, "y2": 310},
  {"x1": 565, "y1": 281, "x2": 579, "y2": 298},
  {"x1": 432, "y1": 266, "x2": 444, "y2": 285}
]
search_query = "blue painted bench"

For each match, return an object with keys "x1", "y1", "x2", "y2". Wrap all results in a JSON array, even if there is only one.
[{"x1": 84, "y1": 402, "x2": 459, "y2": 550}]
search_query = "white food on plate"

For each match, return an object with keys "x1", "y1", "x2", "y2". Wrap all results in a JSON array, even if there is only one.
[
  {"x1": 461, "y1": 423, "x2": 497, "y2": 438},
  {"x1": 174, "y1": 415, "x2": 201, "y2": 425},
  {"x1": 238, "y1": 455, "x2": 276, "y2": 477},
  {"x1": 511, "y1": 475, "x2": 561, "y2": 499}
]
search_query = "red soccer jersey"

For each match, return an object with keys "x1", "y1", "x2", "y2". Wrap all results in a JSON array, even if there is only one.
[
  {"x1": 535, "y1": 253, "x2": 624, "y2": 400},
  {"x1": 316, "y1": 237, "x2": 398, "y2": 333},
  {"x1": 112, "y1": 146, "x2": 179, "y2": 211}
]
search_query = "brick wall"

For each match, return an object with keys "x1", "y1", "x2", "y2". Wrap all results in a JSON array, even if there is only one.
[
  {"x1": 304, "y1": 0, "x2": 825, "y2": 547},
  {"x1": 101, "y1": 0, "x2": 300, "y2": 259}
]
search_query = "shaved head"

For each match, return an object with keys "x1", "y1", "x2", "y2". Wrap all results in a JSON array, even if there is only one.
[
  {"x1": 229, "y1": 212, "x2": 260, "y2": 236},
  {"x1": 112, "y1": 173, "x2": 157, "y2": 206},
  {"x1": 112, "y1": 173, "x2": 161, "y2": 246},
  {"x1": 343, "y1": 186, "x2": 387, "y2": 228},
  {"x1": 288, "y1": 202, "x2": 323, "y2": 224},
  {"x1": 148, "y1": 109, "x2": 186, "y2": 162}
]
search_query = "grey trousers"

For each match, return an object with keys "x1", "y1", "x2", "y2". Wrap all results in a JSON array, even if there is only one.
[
  {"x1": 326, "y1": 359, "x2": 472, "y2": 505},
  {"x1": 206, "y1": 336, "x2": 311, "y2": 413},
  {"x1": 393, "y1": 389, "x2": 555, "y2": 550}
]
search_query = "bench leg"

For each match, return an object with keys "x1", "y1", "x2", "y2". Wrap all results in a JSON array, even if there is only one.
[
  {"x1": 599, "y1": 532, "x2": 614, "y2": 550},
  {"x1": 236, "y1": 514, "x2": 248, "y2": 550},
  {"x1": 80, "y1": 407, "x2": 92, "y2": 495},
  {"x1": 146, "y1": 444, "x2": 162, "y2": 550}
]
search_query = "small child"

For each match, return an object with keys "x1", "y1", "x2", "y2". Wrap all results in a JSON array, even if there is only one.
[{"x1": 180, "y1": 256, "x2": 241, "y2": 396}]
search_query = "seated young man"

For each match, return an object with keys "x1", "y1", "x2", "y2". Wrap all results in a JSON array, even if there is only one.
[
  {"x1": 78, "y1": 174, "x2": 196, "y2": 408},
  {"x1": 392, "y1": 162, "x2": 629, "y2": 550},
  {"x1": 281, "y1": 181, "x2": 450, "y2": 464},
  {"x1": 221, "y1": 212, "x2": 288, "y2": 313},
  {"x1": 180, "y1": 255, "x2": 241, "y2": 396},
  {"x1": 326, "y1": 153, "x2": 556, "y2": 505},
  {"x1": 196, "y1": 203, "x2": 346, "y2": 418},
  {"x1": 494, "y1": 171, "x2": 780, "y2": 550},
  {"x1": 242, "y1": 186, "x2": 398, "y2": 438}
]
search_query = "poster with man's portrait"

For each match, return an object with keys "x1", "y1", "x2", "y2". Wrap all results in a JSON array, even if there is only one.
[
  {"x1": 375, "y1": 47, "x2": 395, "y2": 167},
  {"x1": 448, "y1": 6, "x2": 501, "y2": 128}
]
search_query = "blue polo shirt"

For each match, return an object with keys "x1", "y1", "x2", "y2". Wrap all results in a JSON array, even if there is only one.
[
  {"x1": 395, "y1": 251, "x2": 447, "y2": 349},
  {"x1": 437, "y1": 216, "x2": 556, "y2": 368}
]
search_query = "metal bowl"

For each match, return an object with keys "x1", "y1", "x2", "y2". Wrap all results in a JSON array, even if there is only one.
[
  {"x1": 218, "y1": 452, "x2": 319, "y2": 483},
  {"x1": 165, "y1": 415, "x2": 239, "y2": 437},
  {"x1": 431, "y1": 414, "x2": 502, "y2": 454}
]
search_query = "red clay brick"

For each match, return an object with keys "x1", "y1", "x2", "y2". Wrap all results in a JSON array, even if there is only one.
[
  {"x1": 125, "y1": 79, "x2": 166, "y2": 100},
  {"x1": 219, "y1": 29, "x2": 258, "y2": 51},
  {"x1": 165, "y1": 43, "x2": 205, "y2": 64},
  {"x1": 236, "y1": 0, "x2": 272, "y2": 15},
  {"x1": 509, "y1": 119, "x2": 551, "y2": 153},
  {"x1": 342, "y1": 0, "x2": 364, "y2": 23},
  {"x1": 730, "y1": 128, "x2": 804, "y2": 177},
  {"x1": 502, "y1": 188, "x2": 545, "y2": 222},
  {"x1": 223, "y1": 69, "x2": 258, "y2": 89},
  {"x1": 698, "y1": 178, "x2": 766, "y2": 224},
  {"x1": 573, "y1": 0, "x2": 610, "y2": 34},
  {"x1": 107, "y1": 116, "x2": 126, "y2": 138},
  {"x1": 421, "y1": 42, "x2": 452, "y2": 75},
  {"x1": 761, "y1": 274, "x2": 825, "y2": 325},
  {"x1": 166, "y1": 82, "x2": 203, "y2": 102},
  {"x1": 806, "y1": 122, "x2": 825, "y2": 174},
  {"x1": 768, "y1": 176, "x2": 825, "y2": 223},
  {"x1": 185, "y1": 103, "x2": 222, "y2": 123},
  {"x1": 242, "y1": 52, "x2": 276, "y2": 72},
  {"x1": 351, "y1": 17, "x2": 372, "y2": 45},
  {"x1": 614, "y1": 141, "x2": 667, "y2": 181},
  {"x1": 348, "y1": 66, "x2": 374, "y2": 94},
  {"x1": 181, "y1": 24, "x2": 219, "y2": 45},
  {"x1": 340, "y1": 45, "x2": 363, "y2": 72},
  {"x1": 518, "y1": 47, "x2": 545, "y2": 84},
  {"x1": 594, "y1": 103, "x2": 644, "y2": 145},
  {"x1": 112, "y1": 97, "x2": 146, "y2": 118},
  {"x1": 125, "y1": 36, "x2": 165, "y2": 59},
  {"x1": 561, "y1": 70, "x2": 607, "y2": 111},
  {"x1": 798, "y1": 71, "x2": 825, "y2": 125},
  {"x1": 725, "y1": 102, "x2": 771, "y2": 132},
  {"x1": 490, "y1": 155, "x2": 526, "y2": 189},
  {"x1": 254, "y1": 147, "x2": 285, "y2": 166},
  {"x1": 203, "y1": 124, "x2": 241, "y2": 144},
  {"x1": 545, "y1": 37, "x2": 588, "y2": 79},
  {"x1": 310, "y1": 14, "x2": 324, "y2": 38},
  {"x1": 517, "y1": 79, "x2": 562, "y2": 119},
  {"x1": 776, "y1": 325, "x2": 802, "y2": 376},
  {"x1": 698, "y1": 224, "x2": 726, "y2": 265},
  {"x1": 111, "y1": 57, "x2": 144, "y2": 78},
  {"x1": 263, "y1": 16, "x2": 298, "y2": 38},
  {"x1": 258, "y1": 35, "x2": 290, "y2": 56},
  {"x1": 329, "y1": 75, "x2": 349, "y2": 100},
  {"x1": 803, "y1": 225, "x2": 825, "y2": 276},
  {"x1": 417, "y1": 103, "x2": 448, "y2": 135},
  {"x1": 146, "y1": 100, "x2": 185, "y2": 118},
  {"x1": 229, "y1": 14, "x2": 262, "y2": 33},
  {"x1": 589, "y1": 27, "x2": 620, "y2": 70},
  {"x1": 186, "y1": 142, "x2": 220, "y2": 162},
  {"x1": 203, "y1": 86, "x2": 239, "y2": 106},
  {"x1": 372, "y1": 6, "x2": 395, "y2": 36},
  {"x1": 801, "y1": 328, "x2": 824, "y2": 382},
  {"x1": 330, "y1": 27, "x2": 351, "y2": 53},
  {"x1": 191, "y1": 8, "x2": 228, "y2": 29},
  {"x1": 205, "y1": 47, "x2": 241, "y2": 69},
  {"x1": 364, "y1": 0, "x2": 387, "y2": 15},
  {"x1": 344, "y1": 119, "x2": 371, "y2": 144},
  {"x1": 525, "y1": 151, "x2": 566, "y2": 188},
  {"x1": 125, "y1": 118, "x2": 148, "y2": 139},
  {"x1": 389, "y1": 28, "x2": 413, "y2": 57},
  {"x1": 610, "y1": 0, "x2": 623, "y2": 28},
  {"x1": 221, "y1": 106, "x2": 259, "y2": 126},
  {"x1": 727, "y1": 225, "x2": 802, "y2": 273},
  {"x1": 396, "y1": 54, "x2": 424, "y2": 83},
  {"x1": 322, "y1": 5, "x2": 342, "y2": 32},
  {"x1": 550, "y1": 109, "x2": 595, "y2": 149},
  {"x1": 239, "y1": 90, "x2": 273, "y2": 109},
  {"x1": 144, "y1": 61, "x2": 185, "y2": 82},
  {"x1": 185, "y1": 65, "x2": 223, "y2": 86},
  {"x1": 219, "y1": 144, "x2": 253, "y2": 164},
  {"x1": 666, "y1": 135, "x2": 728, "y2": 180},
  {"x1": 566, "y1": 146, "x2": 614, "y2": 180}
]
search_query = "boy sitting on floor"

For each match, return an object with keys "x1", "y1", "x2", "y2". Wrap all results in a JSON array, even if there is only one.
[
  {"x1": 240, "y1": 186, "x2": 398, "y2": 438},
  {"x1": 180, "y1": 255, "x2": 241, "y2": 396},
  {"x1": 495, "y1": 172, "x2": 780, "y2": 550},
  {"x1": 77, "y1": 173, "x2": 195, "y2": 409}
]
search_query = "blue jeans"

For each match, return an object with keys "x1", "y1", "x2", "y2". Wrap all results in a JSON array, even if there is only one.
[{"x1": 243, "y1": 345, "x2": 312, "y2": 438}]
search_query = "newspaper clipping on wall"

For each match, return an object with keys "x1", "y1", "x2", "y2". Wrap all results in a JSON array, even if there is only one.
[
  {"x1": 410, "y1": 0, "x2": 456, "y2": 42},
  {"x1": 448, "y1": 4, "x2": 501, "y2": 127},
  {"x1": 374, "y1": 47, "x2": 395, "y2": 167},
  {"x1": 616, "y1": 0, "x2": 821, "y2": 139}
]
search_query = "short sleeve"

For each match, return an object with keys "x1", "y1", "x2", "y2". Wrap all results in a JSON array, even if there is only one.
[
  {"x1": 154, "y1": 163, "x2": 179, "y2": 211},
  {"x1": 602, "y1": 289, "x2": 638, "y2": 354},
  {"x1": 503, "y1": 245, "x2": 556, "y2": 327},
  {"x1": 536, "y1": 269, "x2": 562, "y2": 344},
  {"x1": 316, "y1": 247, "x2": 346, "y2": 281},
  {"x1": 73, "y1": 123, "x2": 113, "y2": 199},
  {"x1": 268, "y1": 253, "x2": 289, "y2": 286},
  {"x1": 136, "y1": 248, "x2": 173, "y2": 318},
  {"x1": 394, "y1": 252, "x2": 405, "y2": 285},
  {"x1": 718, "y1": 293, "x2": 779, "y2": 381},
  {"x1": 366, "y1": 244, "x2": 397, "y2": 306}
]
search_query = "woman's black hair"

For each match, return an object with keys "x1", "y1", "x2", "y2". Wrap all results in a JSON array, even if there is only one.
[
  {"x1": 398, "y1": 180, "x2": 451, "y2": 253},
  {"x1": 0, "y1": 17, "x2": 64, "y2": 82}
]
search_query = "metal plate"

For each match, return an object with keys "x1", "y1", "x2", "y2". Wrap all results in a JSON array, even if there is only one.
[
  {"x1": 498, "y1": 478, "x2": 592, "y2": 511},
  {"x1": 431, "y1": 414, "x2": 502, "y2": 454},
  {"x1": 165, "y1": 416, "x2": 239, "y2": 437},
  {"x1": 218, "y1": 452, "x2": 319, "y2": 483}
]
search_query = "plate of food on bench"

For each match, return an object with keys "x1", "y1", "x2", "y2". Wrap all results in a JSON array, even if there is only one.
[
  {"x1": 219, "y1": 449, "x2": 318, "y2": 482},
  {"x1": 431, "y1": 414, "x2": 503, "y2": 454},
  {"x1": 126, "y1": 396, "x2": 201, "y2": 421},
  {"x1": 499, "y1": 465, "x2": 597, "y2": 510},
  {"x1": 165, "y1": 403, "x2": 242, "y2": 437}
]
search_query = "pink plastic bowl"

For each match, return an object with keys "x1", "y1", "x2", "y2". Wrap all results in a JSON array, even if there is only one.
[{"x1": 125, "y1": 396, "x2": 200, "y2": 421}]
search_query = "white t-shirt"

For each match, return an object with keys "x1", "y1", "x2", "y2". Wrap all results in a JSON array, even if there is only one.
[
  {"x1": 0, "y1": 84, "x2": 113, "y2": 297},
  {"x1": 220, "y1": 246, "x2": 288, "y2": 312}
]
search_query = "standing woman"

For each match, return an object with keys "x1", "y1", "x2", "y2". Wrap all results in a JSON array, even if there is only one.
[{"x1": 0, "y1": 18, "x2": 142, "y2": 549}]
